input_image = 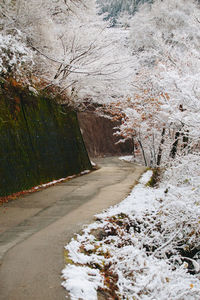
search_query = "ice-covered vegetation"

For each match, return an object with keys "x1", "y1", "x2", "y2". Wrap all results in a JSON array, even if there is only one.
[
  {"x1": 61, "y1": 0, "x2": 200, "y2": 298},
  {"x1": 102, "y1": 0, "x2": 200, "y2": 167},
  {"x1": 62, "y1": 155, "x2": 200, "y2": 299},
  {"x1": 0, "y1": 0, "x2": 132, "y2": 100},
  {"x1": 0, "y1": 31, "x2": 34, "y2": 80}
]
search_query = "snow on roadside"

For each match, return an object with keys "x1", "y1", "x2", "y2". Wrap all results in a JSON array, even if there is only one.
[
  {"x1": 96, "y1": 169, "x2": 155, "y2": 218},
  {"x1": 0, "y1": 169, "x2": 92, "y2": 204},
  {"x1": 119, "y1": 155, "x2": 135, "y2": 162},
  {"x1": 62, "y1": 265, "x2": 104, "y2": 300},
  {"x1": 119, "y1": 155, "x2": 143, "y2": 167},
  {"x1": 62, "y1": 155, "x2": 200, "y2": 299}
]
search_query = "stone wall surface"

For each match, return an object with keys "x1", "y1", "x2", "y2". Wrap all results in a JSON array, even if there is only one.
[{"x1": 0, "y1": 79, "x2": 91, "y2": 197}]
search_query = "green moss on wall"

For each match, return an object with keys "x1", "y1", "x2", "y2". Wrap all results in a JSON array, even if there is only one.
[{"x1": 0, "y1": 79, "x2": 91, "y2": 197}]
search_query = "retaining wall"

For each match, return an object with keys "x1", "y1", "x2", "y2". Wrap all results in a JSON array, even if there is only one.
[{"x1": 0, "y1": 79, "x2": 91, "y2": 197}]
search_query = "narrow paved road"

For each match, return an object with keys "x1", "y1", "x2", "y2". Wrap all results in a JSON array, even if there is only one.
[{"x1": 0, "y1": 157, "x2": 145, "y2": 300}]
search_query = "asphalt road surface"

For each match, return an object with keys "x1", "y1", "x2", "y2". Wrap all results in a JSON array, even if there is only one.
[{"x1": 0, "y1": 157, "x2": 145, "y2": 300}]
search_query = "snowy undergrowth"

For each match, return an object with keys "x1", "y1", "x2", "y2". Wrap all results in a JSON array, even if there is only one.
[
  {"x1": 62, "y1": 155, "x2": 200, "y2": 300},
  {"x1": 0, "y1": 31, "x2": 34, "y2": 77}
]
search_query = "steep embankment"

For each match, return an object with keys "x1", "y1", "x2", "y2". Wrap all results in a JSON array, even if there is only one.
[
  {"x1": 78, "y1": 112, "x2": 133, "y2": 157},
  {"x1": 0, "y1": 78, "x2": 91, "y2": 197}
]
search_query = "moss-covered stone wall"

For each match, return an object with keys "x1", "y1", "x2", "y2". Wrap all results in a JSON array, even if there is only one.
[{"x1": 0, "y1": 78, "x2": 91, "y2": 197}]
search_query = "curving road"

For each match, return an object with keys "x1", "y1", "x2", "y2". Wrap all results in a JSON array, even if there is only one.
[{"x1": 0, "y1": 157, "x2": 145, "y2": 300}]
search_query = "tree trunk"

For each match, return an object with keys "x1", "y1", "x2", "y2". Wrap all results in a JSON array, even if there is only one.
[
  {"x1": 132, "y1": 136, "x2": 136, "y2": 158},
  {"x1": 170, "y1": 131, "x2": 180, "y2": 159},
  {"x1": 157, "y1": 128, "x2": 166, "y2": 166},
  {"x1": 138, "y1": 139, "x2": 147, "y2": 166},
  {"x1": 182, "y1": 130, "x2": 189, "y2": 151}
]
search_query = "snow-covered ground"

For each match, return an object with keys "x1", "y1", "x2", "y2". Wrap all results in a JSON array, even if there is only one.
[{"x1": 62, "y1": 154, "x2": 200, "y2": 299}]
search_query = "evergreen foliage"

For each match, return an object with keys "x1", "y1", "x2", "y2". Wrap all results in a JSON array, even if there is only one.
[{"x1": 97, "y1": 0, "x2": 152, "y2": 25}]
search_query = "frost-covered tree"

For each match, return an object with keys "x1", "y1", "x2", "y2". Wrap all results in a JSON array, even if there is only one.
[
  {"x1": 0, "y1": 0, "x2": 91, "y2": 80},
  {"x1": 105, "y1": 0, "x2": 200, "y2": 166},
  {"x1": 0, "y1": 0, "x2": 133, "y2": 102},
  {"x1": 97, "y1": 0, "x2": 152, "y2": 26}
]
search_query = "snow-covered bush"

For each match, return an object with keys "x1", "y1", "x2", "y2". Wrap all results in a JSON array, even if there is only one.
[
  {"x1": 62, "y1": 158, "x2": 200, "y2": 299},
  {"x1": 0, "y1": 31, "x2": 34, "y2": 78}
]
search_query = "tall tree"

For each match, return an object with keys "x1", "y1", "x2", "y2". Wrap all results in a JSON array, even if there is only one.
[
  {"x1": 102, "y1": 0, "x2": 200, "y2": 166},
  {"x1": 0, "y1": 0, "x2": 132, "y2": 101}
]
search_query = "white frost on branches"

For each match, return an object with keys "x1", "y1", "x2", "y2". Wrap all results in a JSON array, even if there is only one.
[
  {"x1": 0, "y1": 0, "x2": 134, "y2": 100},
  {"x1": 107, "y1": 0, "x2": 200, "y2": 166},
  {"x1": 0, "y1": 31, "x2": 34, "y2": 77},
  {"x1": 62, "y1": 156, "x2": 200, "y2": 299}
]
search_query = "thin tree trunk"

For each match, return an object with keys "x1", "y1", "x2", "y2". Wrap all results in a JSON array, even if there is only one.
[
  {"x1": 132, "y1": 136, "x2": 136, "y2": 158},
  {"x1": 170, "y1": 131, "x2": 180, "y2": 159},
  {"x1": 157, "y1": 128, "x2": 166, "y2": 166},
  {"x1": 152, "y1": 133, "x2": 156, "y2": 165},
  {"x1": 182, "y1": 130, "x2": 189, "y2": 150},
  {"x1": 138, "y1": 139, "x2": 147, "y2": 166}
]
